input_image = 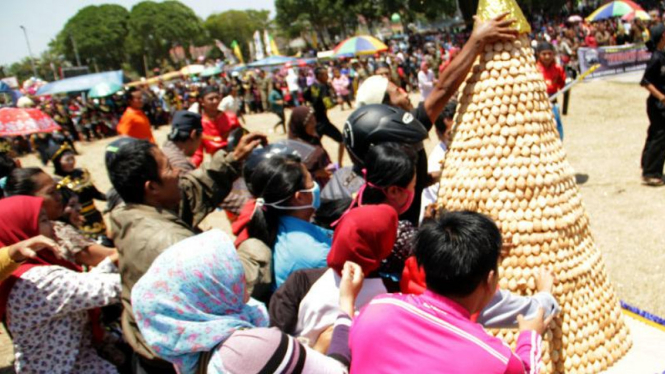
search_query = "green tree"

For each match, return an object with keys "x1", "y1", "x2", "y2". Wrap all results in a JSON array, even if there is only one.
[
  {"x1": 275, "y1": 0, "x2": 345, "y2": 48},
  {"x1": 204, "y1": 9, "x2": 271, "y2": 61},
  {"x1": 51, "y1": 4, "x2": 130, "y2": 71},
  {"x1": 125, "y1": 1, "x2": 207, "y2": 75}
]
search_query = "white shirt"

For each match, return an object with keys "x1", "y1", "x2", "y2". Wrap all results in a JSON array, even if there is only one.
[
  {"x1": 218, "y1": 95, "x2": 240, "y2": 113},
  {"x1": 420, "y1": 141, "x2": 448, "y2": 222},
  {"x1": 295, "y1": 268, "x2": 387, "y2": 346},
  {"x1": 418, "y1": 69, "x2": 435, "y2": 101},
  {"x1": 286, "y1": 71, "x2": 300, "y2": 92}
]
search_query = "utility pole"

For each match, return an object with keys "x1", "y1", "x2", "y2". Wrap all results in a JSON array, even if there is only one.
[
  {"x1": 19, "y1": 26, "x2": 38, "y2": 78},
  {"x1": 70, "y1": 34, "x2": 82, "y2": 67}
]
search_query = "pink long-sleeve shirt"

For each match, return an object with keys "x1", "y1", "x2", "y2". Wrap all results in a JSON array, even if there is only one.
[{"x1": 349, "y1": 291, "x2": 542, "y2": 374}]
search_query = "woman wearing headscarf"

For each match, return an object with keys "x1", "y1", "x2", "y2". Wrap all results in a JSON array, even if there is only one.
[
  {"x1": 132, "y1": 229, "x2": 358, "y2": 374},
  {"x1": 4, "y1": 167, "x2": 116, "y2": 266},
  {"x1": 288, "y1": 106, "x2": 334, "y2": 187},
  {"x1": 0, "y1": 196, "x2": 121, "y2": 373},
  {"x1": 294, "y1": 204, "x2": 398, "y2": 348}
]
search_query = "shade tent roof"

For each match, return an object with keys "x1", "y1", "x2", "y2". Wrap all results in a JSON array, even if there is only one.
[
  {"x1": 36, "y1": 70, "x2": 124, "y2": 96},
  {"x1": 0, "y1": 82, "x2": 11, "y2": 93},
  {"x1": 247, "y1": 56, "x2": 296, "y2": 68}
]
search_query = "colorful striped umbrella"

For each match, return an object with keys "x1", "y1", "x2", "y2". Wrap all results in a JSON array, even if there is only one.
[
  {"x1": 333, "y1": 36, "x2": 388, "y2": 57},
  {"x1": 586, "y1": 0, "x2": 644, "y2": 22},
  {"x1": 622, "y1": 10, "x2": 651, "y2": 21}
]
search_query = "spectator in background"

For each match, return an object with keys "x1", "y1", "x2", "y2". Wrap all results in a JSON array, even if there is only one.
[
  {"x1": 269, "y1": 84, "x2": 286, "y2": 134},
  {"x1": 162, "y1": 111, "x2": 202, "y2": 173},
  {"x1": 304, "y1": 67, "x2": 345, "y2": 166},
  {"x1": 286, "y1": 68, "x2": 301, "y2": 107},
  {"x1": 417, "y1": 61, "x2": 435, "y2": 102},
  {"x1": 191, "y1": 86, "x2": 241, "y2": 167},
  {"x1": 116, "y1": 87, "x2": 155, "y2": 143},
  {"x1": 331, "y1": 67, "x2": 353, "y2": 111},
  {"x1": 219, "y1": 85, "x2": 245, "y2": 125},
  {"x1": 595, "y1": 22, "x2": 612, "y2": 46}
]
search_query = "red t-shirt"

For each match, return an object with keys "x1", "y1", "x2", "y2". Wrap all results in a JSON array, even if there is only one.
[
  {"x1": 537, "y1": 61, "x2": 566, "y2": 96},
  {"x1": 191, "y1": 111, "x2": 240, "y2": 167},
  {"x1": 584, "y1": 35, "x2": 598, "y2": 48}
]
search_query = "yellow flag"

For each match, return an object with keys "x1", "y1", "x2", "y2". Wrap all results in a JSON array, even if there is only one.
[
  {"x1": 231, "y1": 40, "x2": 244, "y2": 64},
  {"x1": 270, "y1": 37, "x2": 281, "y2": 56},
  {"x1": 476, "y1": 0, "x2": 531, "y2": 34}
]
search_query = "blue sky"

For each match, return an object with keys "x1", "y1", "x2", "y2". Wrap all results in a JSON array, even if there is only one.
[{"x1": 0, "y1": 0, "x2": 275, "y2": 66}]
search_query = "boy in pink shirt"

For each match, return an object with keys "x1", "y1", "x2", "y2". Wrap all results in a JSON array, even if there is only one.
[{"x1": 349, "y1": 211, "x2": 553, "y2": 374}]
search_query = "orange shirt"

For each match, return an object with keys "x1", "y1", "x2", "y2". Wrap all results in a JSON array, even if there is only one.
[{"x1": 116, "y1": 107, "x2": 155, "y2": 143}]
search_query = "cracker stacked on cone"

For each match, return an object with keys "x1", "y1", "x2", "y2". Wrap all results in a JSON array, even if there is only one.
[{"x1": 435, "y1": 0, "x2": 631, "y2": 372}]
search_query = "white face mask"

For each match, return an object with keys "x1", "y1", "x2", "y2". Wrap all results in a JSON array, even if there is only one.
[{"x1": 256, "y1": 182, "x2": 321, "y2": 211}]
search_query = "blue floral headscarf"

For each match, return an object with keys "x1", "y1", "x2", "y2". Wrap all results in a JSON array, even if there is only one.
[{"x1": 131, "y1": 230, "x2": 269, "y2": 374}]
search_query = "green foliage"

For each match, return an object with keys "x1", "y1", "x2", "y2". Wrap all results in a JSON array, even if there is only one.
[
  {"x1": 51, "y1": 4, "x2": 130, "y2": 71},
  {"x1": 204, "y1": 9, "x2": 271, "y2": 61},
  {"x1": 125, "y1": 1, "x2": 207, "y2": 74}
]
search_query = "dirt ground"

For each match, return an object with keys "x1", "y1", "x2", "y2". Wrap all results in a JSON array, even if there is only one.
[{"x1": 1, "y1": 75, "x2": 664, "y2": 372}]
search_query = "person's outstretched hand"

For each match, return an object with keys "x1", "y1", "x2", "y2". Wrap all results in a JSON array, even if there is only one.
[
  {"x1": 471, "y1": 13, "x2": 518, "y2": 46},
  {"x1": 232, "y1": 132, "x2": 268, "y2": 162},
  {"x1": 517, "y1": 307, "x2": 555, "y2": 336},
  {"x1": 339, "y1": 261, "x2": 364, "y2": 317},
  {"x1": 8, "y1": 235, "x2": 61, "y2": 263},
  {"x1": 536, "y1": 267, "x2": 556, "y2": 293}
]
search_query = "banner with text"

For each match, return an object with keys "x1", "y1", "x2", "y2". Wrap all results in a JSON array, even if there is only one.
[{"x1": 578, "y1": 44, "x2": 651, "y2": 78}]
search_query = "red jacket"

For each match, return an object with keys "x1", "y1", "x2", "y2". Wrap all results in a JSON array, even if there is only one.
[
  {"x1": 191, "y1": 111, "x2": 240, "y2": 167},
  {"x1": 537, "y1": 61, "x2": 566, "y2": 96}
]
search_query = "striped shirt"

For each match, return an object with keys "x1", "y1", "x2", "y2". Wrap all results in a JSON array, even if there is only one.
[{"x1": 349, "y1": 291, "x2": 542, "y2": 374}]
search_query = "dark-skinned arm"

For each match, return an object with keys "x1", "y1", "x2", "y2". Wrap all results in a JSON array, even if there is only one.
[{"x1": 424, "y1": 13, "x2": 518, "y2": 124}]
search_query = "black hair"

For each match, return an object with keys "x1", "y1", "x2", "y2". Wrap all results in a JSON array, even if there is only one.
[
  {"x1": 4, "y1": 167, "x2": 45, "y2": 197},
  {"x1": 361, "y1": 143, "x2": 416, "y2": 205},
  {"x1": 52, "y1": 149, "x2": 75, "y2": 177},
  {"x1": 415, "y1": 211, "x2": 502, "y2": 297},
  {"x1": 435, "y1": 100, "x2": 457, "y2": 134},
  {"x1": 124, "y1": 87, "x2": 140, "y2": 104},
  {"x1": 247, "y1": 154, "x2": 306, "y2": 247},
  {"x1": 0, "y1": 153, "x2": 19, "y2": 198},
  {"x1": 314, "y1": 67, "x2": 327, "y2": 79},
  {"x1": 376, "y1": 62, "x2": 391, "y2": 71},
  {"x1": 0, "y1": 153, "x2": 17, "y2": 180},
  {"x1": 200, "y1": 85, "x2": 219, "y2": 99},
  {"x1": 313, "y1": 197, "x2": 353, "y2": 230},
  {"x1": 107, "y1": 140, "x2": 159, "y2": 204}
]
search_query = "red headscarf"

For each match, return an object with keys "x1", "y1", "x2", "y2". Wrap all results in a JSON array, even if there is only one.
[
  {"x1": 0, "y1": 196, "x2": 93, "y2": 334},
  {"x1": 327, "y1": 204, "x2": 398, "y2": 276}
]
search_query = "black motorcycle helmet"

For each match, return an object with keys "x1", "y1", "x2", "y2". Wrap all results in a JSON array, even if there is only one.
[{"x1": 343, "y1": 104, "x2": 428, "y2": 166}]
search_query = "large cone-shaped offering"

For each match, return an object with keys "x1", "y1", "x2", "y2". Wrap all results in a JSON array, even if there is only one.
[{"x1": 436, "y1": 0, "x2": 631, "y2": 373}]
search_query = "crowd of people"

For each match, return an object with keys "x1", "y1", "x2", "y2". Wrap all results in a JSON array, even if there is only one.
[{"x1": 0, "y1": 4, "x2": 663, "y2": 373}]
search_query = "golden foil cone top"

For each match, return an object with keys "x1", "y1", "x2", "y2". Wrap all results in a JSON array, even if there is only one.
[{"x1": 477, "y1": 0, "x2": 532, "y2": 34}]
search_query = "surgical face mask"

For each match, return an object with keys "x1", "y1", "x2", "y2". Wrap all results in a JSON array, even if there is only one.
[{"x1": 260, "y1": 181, "x2": 321, "y2": 211}]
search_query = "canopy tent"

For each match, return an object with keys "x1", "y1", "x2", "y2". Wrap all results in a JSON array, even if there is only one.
[
  {"x1": 247, "y1": 56, "x2": 296, "y2": 68},
  {"x1": 0, "y1": 81, "x2": 12, "y2": 94},
  {"x1": 36, "y1": 70, "x2": 124, "y2": 96},
  {"x1": 200, "y1": 65, "x2": 223, "y2": 77}
]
